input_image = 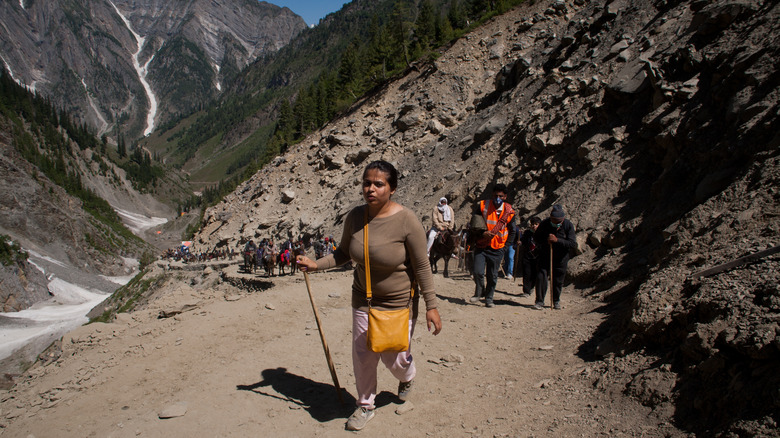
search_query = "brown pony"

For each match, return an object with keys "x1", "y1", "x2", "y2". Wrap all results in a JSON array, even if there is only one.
[
  {"x1": 243, "y1": 250, "x2": 257, "y2": 273},
  {"x1": 262, "y1": 250, "x2": 276, "y2": 277},
  {"x1": 429, "y1": 228, "x2": 462, "y2": 278},
  {"x1": 290, "y1": 241, "x2": 305, "y2": 275}
]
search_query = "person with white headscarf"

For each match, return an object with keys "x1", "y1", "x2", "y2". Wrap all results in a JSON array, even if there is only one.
[{"x1": 427, "y1": 197, "x2": 455, "y2": 255}]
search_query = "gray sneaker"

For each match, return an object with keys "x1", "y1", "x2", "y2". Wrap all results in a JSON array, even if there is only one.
[
  {"x1": 346, "y1": 407, "x2": 375, "y2": 431},
  {"x1": 485, "y1": 301, "x2": 495, "y2": 308},
  {"x1": 554, "y1": 302, "x2": 562, "y2": 310},
  {"x1": 469, "y1": 296, "x2": 480, "y2": 303},
  {"x1": 533, "y1": 302, "x2": 544, "y2": 310},
  {"x1": 398, "y1": 380, "x2": 413, "y2": 401}
]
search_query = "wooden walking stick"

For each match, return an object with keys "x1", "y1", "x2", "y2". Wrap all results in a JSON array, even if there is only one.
[
  {"x1": 549, "y1": 242, "x2": 554, "y2": 309},
  {"x1": 303, "y1": 271, "x2": 345, "y2": 404}
]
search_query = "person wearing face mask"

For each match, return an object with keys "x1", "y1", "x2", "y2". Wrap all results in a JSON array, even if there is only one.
[
  {"x1": 426, "y1": 197, "x2": 456, "y2": 256},
  {"x1": 519, "y1": 216, "x2": 542, "y2": 298},
  {"x1": 469, "y1": 183, "x2": 516, "y2": 308},
  {"x1": 533, "y1": 204, "x2": 576, "y2": 310}
]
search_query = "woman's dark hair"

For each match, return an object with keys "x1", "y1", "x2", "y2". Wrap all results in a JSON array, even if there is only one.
[
  {"x1": 364, "y1": 160, "x2": 398, "y2": 190},
  {"x1": 529, "y1": 216, "x2": 542, "y2": 225}
]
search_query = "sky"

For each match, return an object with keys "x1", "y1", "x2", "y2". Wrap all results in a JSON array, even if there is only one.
[{"x1": 269, "y1": 0, "x2": 348, "y2": 27}]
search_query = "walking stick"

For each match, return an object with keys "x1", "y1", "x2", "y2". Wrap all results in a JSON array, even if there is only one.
[
  {"x1": 549, "y1": 242, "x2": 554, "y2": 309},
  {"x1": 303, "y1": 271, "x2": 345, "y2": 404}
]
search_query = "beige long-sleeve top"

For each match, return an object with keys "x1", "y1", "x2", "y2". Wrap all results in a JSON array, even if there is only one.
[{"x1": 316, "y1": 205, "x2": 437, "y2": 318}]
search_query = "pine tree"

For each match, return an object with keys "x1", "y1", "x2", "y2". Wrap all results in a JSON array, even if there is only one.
[
  {"x1": 416, "y1": 0, "x2": 436, "y2": 51},
  {"x1": 448, "y1": 0, "x2": 467, "y2": 29},
  {"x1": 367, "y1": 16, "x2": 393, "y2": 82},
  {"x1": 117, "y1": 135, "x2": 127, "y2": 158},
  {"x1": 435, "y1": 11, "x2": 455, "y2": 44},
  {"x1": 276, "y1": 99, "x2": 294, "y2": 143},
  {"x1": 100, "y1": 134, "x2": 107, "y2": 155},
  {"x1": 391, "y1": 0, "x2": 415, "y2": 67},
  {"x1": 337, "y1": 40, "x2": 363, "y2": 99}
]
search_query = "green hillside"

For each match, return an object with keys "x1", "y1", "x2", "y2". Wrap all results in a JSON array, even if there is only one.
[{"x1": 146, "y1": 0, "x2": 526, "y2": 207}]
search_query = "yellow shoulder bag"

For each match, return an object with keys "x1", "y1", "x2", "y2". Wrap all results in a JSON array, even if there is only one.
[{"x1": 364, "y1": 209, "x2": 413, "y2": 353}]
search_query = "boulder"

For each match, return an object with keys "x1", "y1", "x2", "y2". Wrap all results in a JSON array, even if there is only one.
[
  {"x1": 588, "y1": 230, "x2": 604, "y2": 247},
  {"x1": 529, "y1": 134, "x2": 547, "y2": 152},
  {"x1": 427, "y1": 119, "x2": 445, "y2": 135},
  {"x1": 489, "y1": 43, "x2": 505, "y2": 60},
  {"x1": 158, "y1": 302, "x2": 199, "y2": 319},
  {"x1": 345, "y1": 147, "x2": 372, "y2": 164},
  {"x1": 574, "y1": 232, "x2": 588, "y2": 255},
  {"x1": 326, "y1": 134, "x2": 357, "y2": 147},
  {"x1": 677, "y1": 77, "x2": 700, "y2": 99},
  {"x1": 394, "y1": 111, "x2": 423, "y2": 132},
  {"x1": 610, "y1": 39, "x2": 630, "y2": 55},
  {"x1": 158, "y1": 402, "x2": 188, "y2": 419},
  {"x1": 438, "y1": 112, "x2": 459, "y2": 127},
  {"x1": 517, "y1": 21, "x2": 533, "y2": 32},
  {"x1": 474, "y1": 117, "x2": 508, "y2": 144},
  {"x1": 0, "y1": 262, "x2": 50, "y2": 312},
  {"x1": 607, "y1": 60, "x2": 650, "y2": 95},
  {"x1": 323, "y1": 151, "x2": 345, "y2": 169},
  {"x1": 528, "y1": 131, "x2": 564, "y2": 153},
  {"x1": 495, "y1": 56, "x2": 532, "y2": 91},
  {"x1": 691, "y1": 1, "x2": 757, "y2": 36},
  {"x1": 280, "y1": 190, "x2": 296, "y2": 204}
]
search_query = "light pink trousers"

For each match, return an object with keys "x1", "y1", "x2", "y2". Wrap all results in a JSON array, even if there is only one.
[{"x1": 352, "y1": 308, "x2": 416, "y2": 409}]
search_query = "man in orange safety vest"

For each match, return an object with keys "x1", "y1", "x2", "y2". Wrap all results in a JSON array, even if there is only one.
[{"x1": 469, "y1": 183, "x2": 517, "y2": 308}]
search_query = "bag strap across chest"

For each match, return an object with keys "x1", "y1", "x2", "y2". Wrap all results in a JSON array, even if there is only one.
[{"x1": 364, "y1": 208, "x2": 414, "y2": 306}]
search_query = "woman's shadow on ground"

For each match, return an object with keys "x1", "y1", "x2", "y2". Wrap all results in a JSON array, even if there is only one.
[{"x1": 237, "y1": 367, "x2": 401, "y2": 422}]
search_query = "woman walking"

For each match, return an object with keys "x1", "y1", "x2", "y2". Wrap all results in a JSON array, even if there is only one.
[{"x1": 297, "y1": 160, "x2": 442, "y2": 431}]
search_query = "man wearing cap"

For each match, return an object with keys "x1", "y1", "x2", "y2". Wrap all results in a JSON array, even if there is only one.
[
  {"x1": 427, "y1": 197, "x2": 456, "y2": 255},
  {"x1": 469, "y1": 184, "x2": 516, "y2": 308},
  {"x1": 533, "y1": 204, "x2": 576, "y2": 310}
]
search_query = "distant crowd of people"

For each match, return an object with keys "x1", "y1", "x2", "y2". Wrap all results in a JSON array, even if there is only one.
[{"x1": 161, "y1": 245, "x2": 236, "y2": 263}]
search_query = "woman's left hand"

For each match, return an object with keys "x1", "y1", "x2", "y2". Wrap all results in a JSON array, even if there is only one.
[{"x1": 426, "y1": 308, "x2": 442, "y2": 335}]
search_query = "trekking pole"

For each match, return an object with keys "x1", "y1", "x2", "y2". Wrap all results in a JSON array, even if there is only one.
[
  {"x1": 303, "y1": 271, "x2": 345, "y2": 404},
  {"x1": 549, "y1": 242, "x2": 554, "y2": 309}
]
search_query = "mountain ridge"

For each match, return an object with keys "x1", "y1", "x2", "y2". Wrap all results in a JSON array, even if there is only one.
[{"x1": 0, "y1": 0, "x2": 306, "y2": 140}]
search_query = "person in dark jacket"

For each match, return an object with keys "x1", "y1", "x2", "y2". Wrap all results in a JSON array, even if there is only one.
[
  {"x1": 533, "y1": 205, "x2": 576, "y2": 310},
  {"x1": 519, "y1": 216, "x2": 541, "y2": 298}
]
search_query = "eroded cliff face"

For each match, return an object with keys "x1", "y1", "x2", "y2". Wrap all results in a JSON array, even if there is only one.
[
  {"x1": 0, "y1": 125, "x2": 150, "y2": 281},
  {"x1": 0, "y1": 262, "x2": 50, "y2": 313},
  {"x1": 194, "y1": 0, "x2": 779, "y2": 434},
  {"x1": 0, "y1": 0, "x2": 306, "y2": 139}
]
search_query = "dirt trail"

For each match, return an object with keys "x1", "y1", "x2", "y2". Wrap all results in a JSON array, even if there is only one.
[{"x1": 0, "y1": 261, "x2": 684, "y2": 437}]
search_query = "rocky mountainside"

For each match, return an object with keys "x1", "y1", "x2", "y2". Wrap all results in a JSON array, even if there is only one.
[
  {"x1": 192, "y1": 0, "x2": 779, "y2": 434},
  {"x1": 0, "y1": 0, "x2": 306, "y2": 139},
  {"x1": 0, "y1": 71, "x2": 174, "y2": 314},
  {"x1": 0, "y1": 120, "x2": 151, "y2": 278}
]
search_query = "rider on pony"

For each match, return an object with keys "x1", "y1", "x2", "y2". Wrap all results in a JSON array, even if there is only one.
[{"x1": 427, "y1": 197, "x2": 456, "y2": 255}]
